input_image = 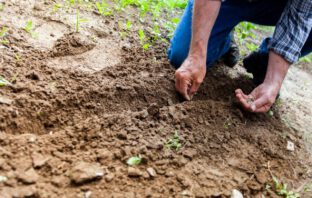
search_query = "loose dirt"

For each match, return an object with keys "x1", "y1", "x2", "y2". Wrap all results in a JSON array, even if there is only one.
[{"x1": 0, "y1": 1, "x2": 311, "y2": 198}]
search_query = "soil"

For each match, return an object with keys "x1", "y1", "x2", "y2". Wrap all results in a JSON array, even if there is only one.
[{"x1": 0, "y1": 1, "x2": 311, "y2": 198}]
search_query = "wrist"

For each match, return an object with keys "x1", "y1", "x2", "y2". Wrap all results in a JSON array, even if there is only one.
[{"x1": 189, "y1": 41, "x2": 207, "y2": 59}]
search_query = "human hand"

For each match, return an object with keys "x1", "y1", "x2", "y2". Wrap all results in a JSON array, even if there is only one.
[
  {"x1": 175, "y1": 56, "x2": 206, "y2": 100},
  {"x1": 235, "y1": 82, "x2": 281, "y2": 113}
]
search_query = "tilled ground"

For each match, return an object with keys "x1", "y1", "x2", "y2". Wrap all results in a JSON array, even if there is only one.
[{"x1": 0, "y1": 1, "x2": 311, "y2": 198}]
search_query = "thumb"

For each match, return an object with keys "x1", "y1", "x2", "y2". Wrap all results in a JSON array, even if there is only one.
[
  {"x1": 251, "y1": 96, "x2": 268, "y2": 112},
  {"x1": 189, "y1": 81, "x2": 201, "y2": 99}
]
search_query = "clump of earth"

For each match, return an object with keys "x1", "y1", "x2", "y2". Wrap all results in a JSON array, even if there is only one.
[{"x1": 0, "y1": 0, "x2": 311, "y2": 197}]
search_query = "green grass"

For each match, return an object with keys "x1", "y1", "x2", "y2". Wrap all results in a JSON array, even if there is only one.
[
  {"x1": 165, "y1": 131, "x2": 182, "y2": 150},
  {"x1": 24, "y1": 21, "x2": 38, "y2": 39},
  {"x1": 0, "y1": 76, "x2": 11, "y2": 87},
  {"x1": 51, "y1": 0, "x2": 187, "y2": 49},
  {"x1": 272, "y1": 176, "x2": 300, "y2": 198},
  {"x1": 0, "y1": 26, "x2": 9, "y2": 45}
]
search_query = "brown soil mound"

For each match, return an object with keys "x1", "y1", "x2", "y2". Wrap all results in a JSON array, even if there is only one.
[{"x1": 0, "y1": 1, "x2": 311, "y2": 197}]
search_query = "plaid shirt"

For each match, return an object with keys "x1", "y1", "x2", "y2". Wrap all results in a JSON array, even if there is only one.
[
  {"x1": 222, "y1": 0, "x2": 312, "y2": 63},
  {"x1": 268, "y1": 0, "x2": 312, "y2": 63}
]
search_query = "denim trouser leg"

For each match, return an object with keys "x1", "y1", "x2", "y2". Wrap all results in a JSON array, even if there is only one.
[
  {"x1": 167, "y1": 0, "x2": 242, "y2": 69},
  {"x1": 168, "y1": 0, "x2": 312, "y2": 69}
]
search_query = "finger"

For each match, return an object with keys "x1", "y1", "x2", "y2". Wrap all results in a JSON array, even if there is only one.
[
  {"x1": 189, "y1": 81, "x2": 201, "y2": 99},
  {"x1": 251, "y1": 96, "x2": 268, "y2": 112},
  {"x1": 236, "y1": 90, "x2": 252, "y2": 110},
  {"x1": 235, "y1": 89, "x2": 249, "y2": 100},
  {"x1": 253, "y1": 105, "x2": 271, "y2": 113},
  {"x1": 175, "y1": 72, "x2": 191, "y2": 101},
  {"x1": 179, "y1": 78, "x2": 191, "y2": 101}
]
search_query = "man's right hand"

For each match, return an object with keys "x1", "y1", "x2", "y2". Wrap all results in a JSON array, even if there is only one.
[{"x1": 175, "y1": 56, "x2": 206, "y2": 101}]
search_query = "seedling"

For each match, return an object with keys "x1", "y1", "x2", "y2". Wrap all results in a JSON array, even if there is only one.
[
  {"x1": 0, "y1": 76, "x2": 11, "y2": 87},
  {"x1": 165, "y1": 131, "x2": 182, "y2": 150},
  {"x1": 0, "y1": 26, "x2": 9, "y2": 45},
  {"x1": 24, "y1": 21, "x2": 38, "y2": 39},
  {"x1": 51, "y1": 3, "x2": 63, "y2": 14},
  {"x1": 223, "y1": 118, "x2": 233, "y2": 129},
  {"x1": 14, "y1": 53, "x2": 22, "y2": 62},
  {"x1": 0, "y1": 3, "x2": 4, "y2": 11},
  {"x1": 300, "y1": 56, "x2": 312, "y2": 63},
  {"x1": 126, "y1": 20, "x2": 132, "y2": 31},
  {"x1": 75, "y1": 9, "x2": 88, "y2": 32},
  {"x1": 139, "y1": 29, "x2": 150, "y2": 50},
  {"x1": 95, "y1": 1, "x2": 112, "y2": 16},
  {"x1": 272, "y1": 176, "x2": 300, "y2": 198},
  {"x1": 127, "y1": 156, "x2": 142, "y2": 166},
  {"x1": 304, "y1": 182, "x2": 312, "y2": 192}
]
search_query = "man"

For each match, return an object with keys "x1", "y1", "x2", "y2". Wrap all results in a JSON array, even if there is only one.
[{"x1": 168, "y1": 0, "x2": 312, "y2": 113}]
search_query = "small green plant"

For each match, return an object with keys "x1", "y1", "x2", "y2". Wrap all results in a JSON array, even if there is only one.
[
  {"x1": 165, "y1": 131, "x2": 182, "y2": 150},
  {"x1": 24, "y1": 21, "x2": 38, "y2": 38},
  {"x1": 223, "y1": 118, "x2": 233, "y2": 129},
  {"x1": 139, "y1": 29, "x2": 150, "y2": 50},
  {"x1": 0, "y1": 3, "x2": 4, "y2": 11},
  {"x1": 126, "y1": 20, "x2": 132, "y2": 31},
  {"x1": 14, "y1": 53, "x2": 22, "y2": 62},
  {"x1": 95, "y1": 1, "x2": 112, "y2": 16},
  {"x1": 0, "y1": 76, "x2": 11, "y2": 87},
  {"x1": 300, "y1": 56, "x2": 312, "y2": 63},
  {"x1": 51, "y1": 3, "x2": 63, "y2": 14},
  {"x1": 304, "y1": 182, "x2": 312, "y2": 193},
  {"x1": 0, "y1": 26, "x2": 9, "y2": 45},
  {"x1": 127, "y1": 156, "x2": 142, "y2": 166},
  {"x1": 268, "y1": 110, "x2": 274, "y2": 117},
  {"x1": 75, "y1": 9, "x2": 88, "y2": 32},
  {"x1": 272, "y1": 176, "x2": 300, "y2": 198}
]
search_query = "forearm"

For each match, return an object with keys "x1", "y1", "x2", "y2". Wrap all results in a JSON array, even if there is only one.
[
  {"x1": 189, "y1": 0, "x2": 221, "y2": 59},
  {"x1": 264, "y1": 51, "x2": 290, "y2": 87}
]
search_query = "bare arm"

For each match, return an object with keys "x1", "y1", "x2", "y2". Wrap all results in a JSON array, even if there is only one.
[
  {"x1": 189, "y1": 0, "x2": 221, "y2": 59},
  {"x1": 175, "y1": 0, "x2": 221, "y2": 100}
]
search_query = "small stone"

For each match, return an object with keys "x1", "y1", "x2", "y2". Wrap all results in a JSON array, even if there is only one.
[
  {"x1": 146, "y1": 167, "x2": 157, "y2": 177},
  {"x1": 165, "y1": 171, "x2": 175, "y2": 177},
  {"x1": 0, "y1": 97, "x2": 13, "y2": 105},
  {"x1": 28, "y1": 135, "x2": 37, "y2": 143},
  {"x1": 17, "y1": 168, "x2": 39, "y2": 184},
  {"x1": 231, "y1": 189, "x2": 244, "y2": 198},
  {"x1": 105, "y1": 173, "x2": 115, "y2": 182},
  {"x1": 255, "y1": 170, "x2": 267, "y2": 184},
  {"x1": 127, "y1": 167, "x2": 142, "y2": 177},
  {"x1": 181, "y1": 190, "x2": 192, "y2": 197},
  {"x1": 0, "y1": 175, "x2": 8, "y2": 183},
  {"x1": 11, "y1": 186, "x2": 37, "y2": 198},
  {"x1": 84, "y1": 191, "x2": 92, "y2": 198},
  {"x1": 31, "y1": 152, "x2": 49, "y2": 168},
  {"x1": 198, "y1": 116, "x2": 204, "y2": 124},
  {"x1": 287, "y1": 141, "x2": 295, "y2": 151},
  {"x1": 138, "y1": 110, "x2": 149, "y2": 119},
  {"x1": 51, "y1": 175, "x2": 70, "y2": 188},
  {"x1": 183, "y1": 148, "x2": 197, "y2": 160},
  {"x1": 69, "y1": 162, "x2": 104, "y2": 184}
]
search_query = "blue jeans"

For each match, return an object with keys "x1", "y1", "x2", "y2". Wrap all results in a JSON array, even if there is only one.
[{"x1": 168, "y1": 0, "x2": 312, "y2": 69}]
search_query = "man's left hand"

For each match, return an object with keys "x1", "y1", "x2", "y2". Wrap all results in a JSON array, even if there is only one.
[{"x1": 235, "y1": 82, "x2": 281, "y2": 113}]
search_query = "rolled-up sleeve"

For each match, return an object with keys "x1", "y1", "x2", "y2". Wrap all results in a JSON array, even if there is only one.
[{"x1": 269, "y1": 0, "x2": 312, "y2": 64}]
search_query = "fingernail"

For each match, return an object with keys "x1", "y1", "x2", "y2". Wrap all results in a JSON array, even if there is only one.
[{"x1": 251, "y1": 104, "x2": 256, "y2": 112}]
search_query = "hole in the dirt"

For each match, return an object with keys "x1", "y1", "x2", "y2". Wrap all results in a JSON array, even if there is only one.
[{"x1": 47, "y1": 33, "x2": 122, "y2": 73}]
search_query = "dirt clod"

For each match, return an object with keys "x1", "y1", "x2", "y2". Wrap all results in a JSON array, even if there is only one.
[
  {"x1": 146, "y1": 167, "x2": 157, "y2": 178},
  {"x1": 69, "y1": 162, "x2": 104, "y2": 184},
  {"x1": 17, "y1": 168, "x2": 39, "y2": 184},
  {"x1": 127, "y1": 167, "x2": 142, "y2": 177}
]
